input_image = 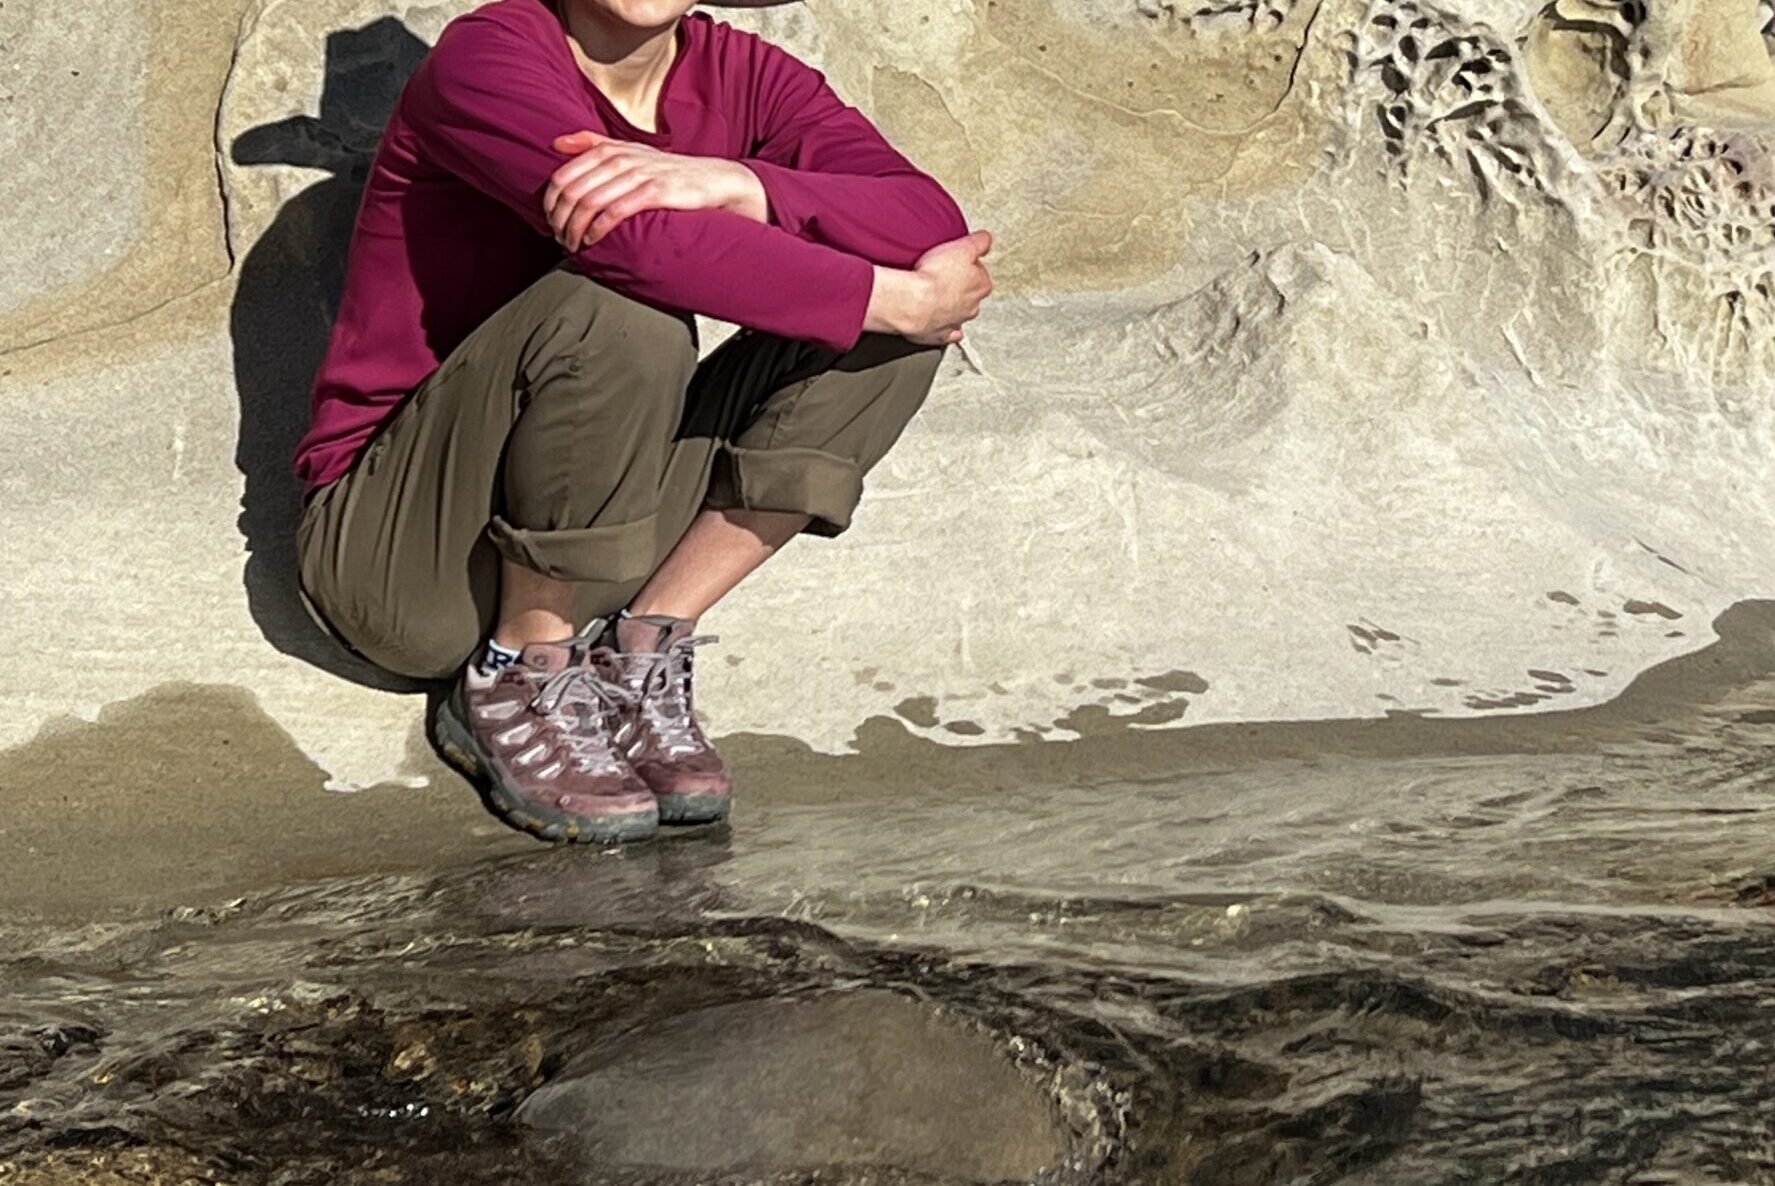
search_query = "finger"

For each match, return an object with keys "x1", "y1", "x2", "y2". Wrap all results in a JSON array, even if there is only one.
[
  {"x1": 593, "y1": 180, "x2": 671, "y2": 240},
  {"x1": 551, "y1": 163, "x2": 620, "y2": 233},
  {"x1": 565, "y1": 173, "x2": 646, "y2": 249},
  {"x1": 545, "y1": 147, "x2": 623, "y2": 214},
  {"x1": 554, "y1": 162, "x2": 645, "y2": 242},
  {"x1": 550, "y1": 139, "x2": 643, "y2": 194},
  {"x1": 571, "y1": 166, "x2": 649, "y2": 214},
  {"x1": 564, "y1": 198, "x2": 602, "y2": 252},
  {"x1": 585, "y1": 183, "x2": 661, "y2": 245},
  {"x1": 568, "y1": 173, "x2": 646, "y2": 250}
]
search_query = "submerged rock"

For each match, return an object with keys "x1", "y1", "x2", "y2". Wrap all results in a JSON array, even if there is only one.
[{"x1": 516, "y1": 990, "x2": 1064, "y2": 1179}]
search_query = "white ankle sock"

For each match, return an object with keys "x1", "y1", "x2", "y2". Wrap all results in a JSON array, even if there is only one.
[{"x1": 477, "y1": 637, "x2": 522, "y2": 676}]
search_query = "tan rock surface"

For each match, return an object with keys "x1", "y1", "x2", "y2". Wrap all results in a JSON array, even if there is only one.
[
  {"x1": 5, "y1": 0, "x2": 1775, "y2": 801},
  {"x1": 0, "y1": 0, "x2": 244, "y2": 350}
]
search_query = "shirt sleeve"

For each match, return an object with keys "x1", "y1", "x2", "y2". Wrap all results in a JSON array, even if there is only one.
[
  {"x1": 402, "y1": 13, "x2": 875, "y2": 352},
  {"x1": 738, "y1": 40, "x2": 971, "y2": 268}
]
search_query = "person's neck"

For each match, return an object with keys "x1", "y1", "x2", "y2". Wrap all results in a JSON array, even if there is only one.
[{"x1": 553, "y1": 1, "x2": 682, "y2": 129}]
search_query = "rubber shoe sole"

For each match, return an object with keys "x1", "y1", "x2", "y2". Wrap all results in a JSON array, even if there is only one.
[
  {"x1": 654, "y1": 789, "x2": 732, "y2": 825},
  {"x1": 434, "y1": 696, "x2": 658, "y2": 845}
]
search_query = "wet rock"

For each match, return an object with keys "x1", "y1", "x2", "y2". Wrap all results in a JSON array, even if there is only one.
[{"x1": 516, "y1": 990, "x2": 1063, "y2": 1179}]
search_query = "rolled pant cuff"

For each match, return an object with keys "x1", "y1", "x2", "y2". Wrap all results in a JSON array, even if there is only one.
[
  {"x1": 707, "y1": 444, "x2": 865, "y2": 537},
  {"x1": 486, "y1": 511, "x2": 660, "y2": 582}
]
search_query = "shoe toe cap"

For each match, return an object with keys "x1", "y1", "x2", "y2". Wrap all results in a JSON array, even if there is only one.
[
  {"x1": 550, "y1": 785, "x2": 657, "y2": 818},
  {"x1": 637, "y1": 763, "x2": 732, "y2": 798}
]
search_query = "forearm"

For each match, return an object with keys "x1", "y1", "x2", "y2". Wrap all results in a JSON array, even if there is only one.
[
  {"x1": 740, "y1": 159, "x2": 968, "y2": 267},
  {"x1": 566, "y1": 207, "x2": 876, "y2": 350}
]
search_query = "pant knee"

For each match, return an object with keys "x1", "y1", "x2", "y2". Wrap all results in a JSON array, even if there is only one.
[
  {"x1": 830, "y1": 335, "x2": 944, "y2": 431},
  {"x1": 520, "y1": 268, "x2": 699, "y2": 398},
  {"x1": 516, "y1": 296, "x2": 697, "y2": 462},
  {"x1": 745, "y1": 338, "x2": 944, "y2": 461},
  {"x1": 500, "y1": 283, "x2": 694, "y2": 540},
  {"x1": 876, "y1": 342, "x2": 943, "y2": 420}
]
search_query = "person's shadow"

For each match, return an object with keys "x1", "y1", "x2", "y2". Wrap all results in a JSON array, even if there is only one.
[{"x1": 229, "y1": 19, "x2": 430, "y2": 692}]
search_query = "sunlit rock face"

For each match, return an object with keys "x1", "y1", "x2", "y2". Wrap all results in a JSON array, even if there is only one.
[{"x1": 5, "y1": 0, "x2": 1775, "y2": 788}]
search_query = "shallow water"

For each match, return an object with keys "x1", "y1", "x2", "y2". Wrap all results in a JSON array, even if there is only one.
[{"x1": 6, "y1": 633, "x2": 1775, "y2": 1184}]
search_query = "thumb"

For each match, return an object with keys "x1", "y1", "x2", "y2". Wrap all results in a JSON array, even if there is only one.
[
  {"x1": 970, "y1": 228, "x2": 993, "y2": 256},
  {"x1": 553, "y1": 129, "x2": 604, "y2": 152}
]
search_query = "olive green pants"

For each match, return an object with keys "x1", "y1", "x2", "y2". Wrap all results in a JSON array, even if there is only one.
[{"x1": 296, "y1": 263, "x2": 945, "y2": 680}]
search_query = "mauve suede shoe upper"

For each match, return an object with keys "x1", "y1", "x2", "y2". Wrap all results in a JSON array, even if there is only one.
[{"x1": 449, "y1": 639, "x2": 657, "y2": 828}]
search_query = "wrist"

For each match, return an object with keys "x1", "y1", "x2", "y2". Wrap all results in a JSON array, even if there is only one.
[
  {"x1": 725, "y1": 160, "x2": 771, "y2": 224},
  {"x1": 863, "y1": 267, "x2": 932, "y2": 338}
]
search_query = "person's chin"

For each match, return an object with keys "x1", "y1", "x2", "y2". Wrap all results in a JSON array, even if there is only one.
[{"x1": 590, "y1": 0, "x2": 694, "y2": 30}]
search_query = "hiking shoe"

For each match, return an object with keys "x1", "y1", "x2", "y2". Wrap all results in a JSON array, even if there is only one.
[
  {"x1": 434, "y1": 639, "x2": 658, "y2": 843},
  {"x1": 602, "y1": 612, "x2": 733, "y2": 824}
]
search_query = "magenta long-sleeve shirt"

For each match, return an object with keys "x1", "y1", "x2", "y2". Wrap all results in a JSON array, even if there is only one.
[{"x1": 292, "y1": 0, "x2": 970, "y2": 492}]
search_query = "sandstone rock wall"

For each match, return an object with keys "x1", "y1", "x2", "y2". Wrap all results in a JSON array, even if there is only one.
[{"x1": 6, "y1": 0, "x2": 1775, "y2": 790}]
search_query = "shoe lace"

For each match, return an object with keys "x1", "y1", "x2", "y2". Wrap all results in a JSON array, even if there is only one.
[
  {"x1": 634, "y1": 634, "x2": 718, "y2": 755},
  {"x1": 527, "y1": 664, "x2": 636, "y2": 774}
]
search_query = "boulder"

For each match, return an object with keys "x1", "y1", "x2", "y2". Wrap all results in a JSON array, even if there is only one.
[{"x1": 516, "y1": 990, "x2": 1065, "y2": 1179}]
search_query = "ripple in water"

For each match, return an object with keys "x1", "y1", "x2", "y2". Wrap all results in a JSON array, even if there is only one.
[{"x1": 6, "y1": 609, "x2": 1775, "y2": 1184}]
